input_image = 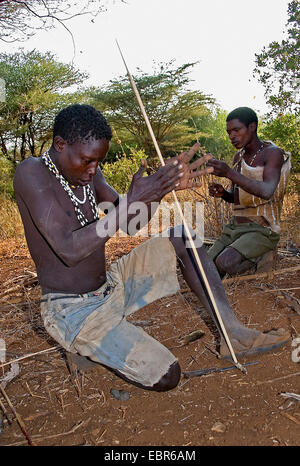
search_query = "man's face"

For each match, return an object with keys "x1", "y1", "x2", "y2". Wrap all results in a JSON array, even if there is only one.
[
  {"x1": 58, "y1": 138, "x2": 110, "y2": 186},
  {"x1": 226, "y1": 118, "x2": 256, "y2": 149}
]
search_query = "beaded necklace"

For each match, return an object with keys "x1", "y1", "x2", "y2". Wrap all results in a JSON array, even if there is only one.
[
  {"x1": 42, "y1": 150, "x2": 99, "y2": 227},
  {"x1": 233, "y1": 143, "x2": 265, "y2": 170}
]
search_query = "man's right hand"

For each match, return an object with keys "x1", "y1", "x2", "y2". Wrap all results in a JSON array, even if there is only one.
[
  {"x1": 208, "y1": 183, "x2": 225, "y2": 198},
  {"x1": 127, "y1": 142, "x2": 213, "y2": 204}
]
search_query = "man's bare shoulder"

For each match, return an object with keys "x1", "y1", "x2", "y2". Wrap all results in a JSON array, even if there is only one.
[
  {"x1": 14, "y1": 157, "x2": 51, "y2": 194},
  {"x1": 263, "y1": 143, "x2": 284, "y2": 165}
]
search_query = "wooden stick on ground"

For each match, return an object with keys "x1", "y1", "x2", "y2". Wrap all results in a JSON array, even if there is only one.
[
  {"x1": 223, "y1": 265, "x2": 300, "y2": 285},
  {"x1": 0, "y1": 384, "x2": 36, "y2": 446},
  {"x1": 0, "y1": 346, "x2": 61, "y2": 370},
  {"x1": 180, "y1": 265, "x2": 300, "y2": 294}
]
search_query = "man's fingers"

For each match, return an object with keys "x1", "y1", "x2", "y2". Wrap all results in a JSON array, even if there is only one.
[
  {"x1": 189, "y1": 154, "x2": 213, "y2": 171},
  {"x1": 189, "y1": 166, "x2": 214, "y2": 178},
  {"x1": 134, "y1": 159, "x2": 148, "y2": 178},
  {"x1": 181, "y1": 142, "x2": 201, "y2": 163}
]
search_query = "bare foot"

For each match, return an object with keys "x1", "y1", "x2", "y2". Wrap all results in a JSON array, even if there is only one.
[{"x1": 220, "y1": 328, "x2": 290, "y2": 359}]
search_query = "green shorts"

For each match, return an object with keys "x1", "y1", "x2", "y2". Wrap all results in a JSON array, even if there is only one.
[{"x1": 207, "y1": 219, "x2": 280, "y2": 263}]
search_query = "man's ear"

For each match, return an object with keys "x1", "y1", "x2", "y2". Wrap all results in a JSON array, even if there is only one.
[
  {"x1": 53, "y1": 135, "x2": 67, "y2": 153},
  {"x1": 249, "y1": 122, "x2": 257, "y2": 134}
]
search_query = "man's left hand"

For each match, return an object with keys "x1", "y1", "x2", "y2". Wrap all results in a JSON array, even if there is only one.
[
  {"x1": 166, "y1": 142, "x2": 214, "y2": 190},
  {"x1": 206, "y1": 158, "x2": 231, "y2": 178}
]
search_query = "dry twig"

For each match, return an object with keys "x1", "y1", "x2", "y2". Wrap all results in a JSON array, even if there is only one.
[{"x1": 0, "y1": 384, "x2": 36, "y2": 446}]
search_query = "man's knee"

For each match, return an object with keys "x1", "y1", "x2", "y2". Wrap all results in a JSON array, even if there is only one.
[
  {"x1": 152, "y1": 361, "x2": 181, "y2": 392},
  {"x1": 215, "y1": 247, "x2": 241, "y2": 274},
  {"x1": 215, "y1": 247, "x2": 250, "y2": 274}
]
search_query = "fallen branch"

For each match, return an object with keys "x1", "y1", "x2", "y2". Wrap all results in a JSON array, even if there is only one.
[
  {"x1": 5, "y1": 420, "x2": 84, "y2": 446},
  {"x1": 280, "y1": 412, "x2": 300, "y2": 426},
  {"x1": 0, "y1": 275, "x2": 38, "y2": 298},
  {"x1": 264, "y1": 287, "x2": 300, "y2": 292},
  {"x1": 280, "y1": 392, "x2": 300, "y2": 402},
  {"x1": 257, "y1": 371, "x2": 300, "y2": 385},
  {"x1": 0, "y1": 346, "x2": 61, "y2": 370},
  {"x1": 262, "y1": 284, "x2": 300, "y2": 316},
  {"x1": 223, "y1": 265, "x2": 300, "y2": 285},
  {"x1": 180, "y1": 265, "x2": 300, "y2": 293}
]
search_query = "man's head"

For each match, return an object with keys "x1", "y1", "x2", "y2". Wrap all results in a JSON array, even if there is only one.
[
  {"x1": 52, "y1": 104, "x2": 112, "y2": 186},
  {"x1": 226, "y1": 107, "x2": 258, "y2": 149}
]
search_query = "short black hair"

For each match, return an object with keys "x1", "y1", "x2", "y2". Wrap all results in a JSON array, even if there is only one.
[
  {"x1": 53, "y1": 104, "x2": 112, "y2": 144},
  {"x1": 226, "y1": 107, "x2": 258, "y2": 129}
]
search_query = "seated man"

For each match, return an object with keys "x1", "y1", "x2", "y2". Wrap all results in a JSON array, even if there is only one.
[
  {"x1": 14, "y1": 104, "x2": 289, "y2": 392},
  {"x1": 207, "y1": 107, "x2": 290, "y2": 277}
]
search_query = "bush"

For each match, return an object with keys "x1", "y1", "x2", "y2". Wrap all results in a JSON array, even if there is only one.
[{"x1": 101, "y1": 149, "x2": 147, "y2": 194}]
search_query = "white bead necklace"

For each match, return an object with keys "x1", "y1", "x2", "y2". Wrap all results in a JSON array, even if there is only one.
[
  {"x1": 41, "y1": 150, "x2": 99, "y2": 227},
  {"x1": 233, "y1": 143, "x2": 265, "y2": 169}
]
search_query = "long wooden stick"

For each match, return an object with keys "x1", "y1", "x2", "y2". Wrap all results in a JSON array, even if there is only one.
[{"x1": 116, "y1": 40, "x2": 244, "y2": 373}]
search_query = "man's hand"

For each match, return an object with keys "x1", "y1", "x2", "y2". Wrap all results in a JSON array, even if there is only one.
[
  {"x1": 168, "y1": 142, "x2": 214, "y2": 190},
  {"x1": 208, "y1": 183, "x2": 226, "y2": 198},
  {"x1": 206, "y1": 158, "x2": 231, "y2": 178},
  {"x1": 127, "y1": 142, "x2": 214, "y2": 204}
]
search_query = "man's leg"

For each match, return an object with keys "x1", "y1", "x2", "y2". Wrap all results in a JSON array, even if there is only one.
[
  {"x1": 168, "y1": 226, "x2": 289, "y2": 357},
  {"x1": 215, "y1": 247, "x2": 254, "y2": 276},
  {"x1": 214, "y1": 225, "x2": 280, "y2": 277}
]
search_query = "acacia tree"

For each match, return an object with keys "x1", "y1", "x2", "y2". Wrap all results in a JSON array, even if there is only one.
[
  {"x1": 253, "y1": 0, "x2": 300, "y2": 115},
  {"x1": 90, "y1": 61, "x2": 214, "y2": 165},
  {"x1": 0, "y1": 49, "x2": 87, "y2": 163},
  {"x1": 0, "y1": 0, "x2": 126, "y2": 43}
]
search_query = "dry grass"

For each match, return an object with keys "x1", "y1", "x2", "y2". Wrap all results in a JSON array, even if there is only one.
[{"x1": 0, "y1": 195, "x2": 24, "y2": 240}]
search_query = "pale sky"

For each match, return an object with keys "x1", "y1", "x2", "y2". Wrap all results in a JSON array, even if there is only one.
[{"x1": 1, "y1": 0, "x2": 291, "y2": 116}]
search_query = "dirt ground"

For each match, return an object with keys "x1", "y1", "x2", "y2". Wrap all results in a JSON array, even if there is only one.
[{"x1": 0, "y1": 232, "x2": 299, "y2": 448}]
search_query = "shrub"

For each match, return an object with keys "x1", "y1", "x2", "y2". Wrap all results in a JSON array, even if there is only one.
[{"x1": 101, "y1": 149, "x2": 147, "y2": 194}]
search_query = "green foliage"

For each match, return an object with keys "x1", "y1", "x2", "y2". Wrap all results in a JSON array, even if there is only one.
[
  {"x1": 89, "y1": 60, "x2": 214, "y2": 166},
  {"x1": 259, "y1": 113, "x2": 300, "y2": 171},
  {"x1": 188, "y1": 107, "x2": 235, "y2": 163},
  {"x1": 0, "y1": 49, "x2": 87, "y2": 162},
  {"x1": 253, "y1": 0, "x2": 300, "y2": 115},
  {"x1": 101, "y1": 150, "x2": 147, "y2": 194}
]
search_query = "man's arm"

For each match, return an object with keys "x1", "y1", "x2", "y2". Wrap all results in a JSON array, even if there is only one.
[{"x1": 207, "y1": 147, "x2": 284, "y2": 200}]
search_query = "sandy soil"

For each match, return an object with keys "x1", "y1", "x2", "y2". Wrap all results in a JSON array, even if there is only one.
[{"x1": 0, "y1": 235, "x2": 299, "y2": 448}]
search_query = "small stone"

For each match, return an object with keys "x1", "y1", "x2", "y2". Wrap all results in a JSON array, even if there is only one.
[
  {"x1": 110, "y1": 388, "x2": 130, "y2": 402},
  {"x1": 211, "y1": 421, "x2": 226, "y2": 433}
]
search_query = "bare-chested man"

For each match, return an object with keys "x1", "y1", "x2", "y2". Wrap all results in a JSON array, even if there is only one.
[
  {"x1": 14, "y1": 104, "x2": 289, "y2": 392},
  {"x1": 207, "y1": 107, "x2": 290, "y2": 277}
]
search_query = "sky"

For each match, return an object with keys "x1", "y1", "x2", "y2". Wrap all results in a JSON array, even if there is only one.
[{"x1": 1, "y1": 0, "x2": 291, "y2": 116}]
